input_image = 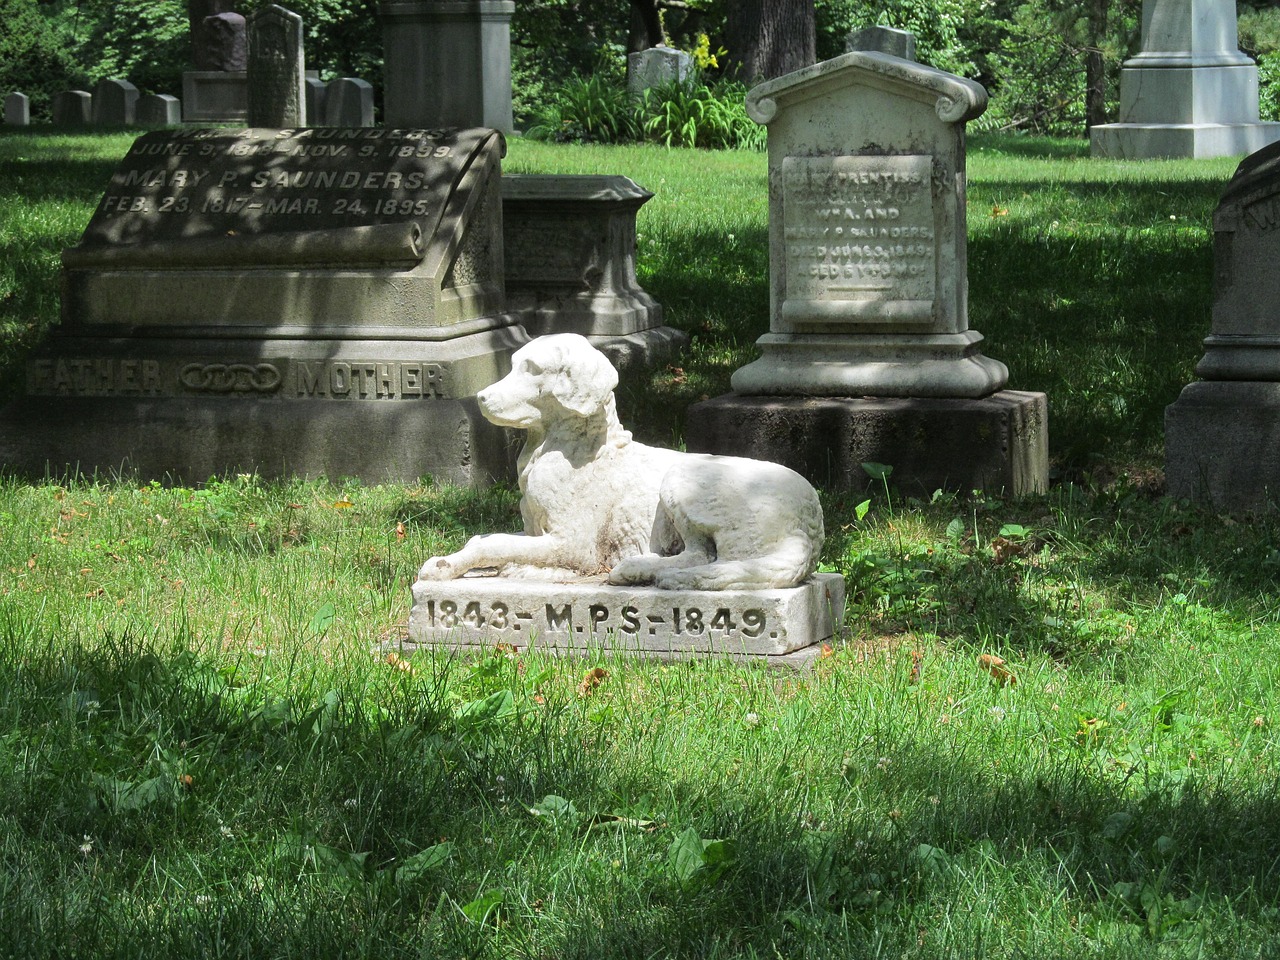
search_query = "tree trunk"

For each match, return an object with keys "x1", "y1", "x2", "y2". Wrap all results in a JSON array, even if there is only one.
[
  {"x1": 630, "y1": 0, "x2": 666, "y2": 49},
  {"x1": 1086, "y1": 0, "x2": 1109, "y2": 128},
  {"x1": 725, "y1": 0, "x2": 816, "y2": 84}
]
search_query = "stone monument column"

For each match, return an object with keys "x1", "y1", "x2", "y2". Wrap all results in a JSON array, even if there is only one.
[
  {"x1": 1092, "y1": 0, "x2": 1280, "y2": 158},
  {"x1": 380, "y1": 0, "x2": 515, "y2": 133}
]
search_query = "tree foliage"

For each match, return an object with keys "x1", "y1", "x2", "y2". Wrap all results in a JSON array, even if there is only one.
[{"x1": 0, "y1": 0, "x2": 86, "y2": 120}]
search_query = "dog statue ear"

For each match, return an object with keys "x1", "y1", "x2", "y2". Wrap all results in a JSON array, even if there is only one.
[{"x1": 552, "y1": 340, "x2": 619, "y2": 417}]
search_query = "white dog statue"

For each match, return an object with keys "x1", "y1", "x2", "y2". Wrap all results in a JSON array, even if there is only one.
[{"x1": 417, "y1": 334, "x2": 824, "y2": 591}]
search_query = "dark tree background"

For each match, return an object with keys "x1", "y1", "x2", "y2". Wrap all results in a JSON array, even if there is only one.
[{"x1": 725, "y1": 0, "x2": 817, "y2": 82}]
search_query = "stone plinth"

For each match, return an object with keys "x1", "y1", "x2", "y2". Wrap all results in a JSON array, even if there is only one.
[
  {"x1": 501, "y1": 174, "x2": 685, "y2": 369},
  {"x1": 1091, "y1": 0, "x2": 1280, "y2": 159},
  {"x1": 845, "y1": 26, "x2": 916, "y2": 60},
  {"x1": 686, "y1": 392, "x2": 1048, "y2": 498},
  {"x1": 1166, "y1": 141, "x2": 1280, "y2": 509},
  {"x1": 380, "y1": 0, "x2": 514, "y2": 133},
  {"x1": 182, "y1": 71, "x2": 248, "y2": 123},
  {"x1": 407, "y1": 573, "x2": 845, "y2": 661},
  {"x1": 0, "y1": 127, "x2": 527, "y2": 486}
]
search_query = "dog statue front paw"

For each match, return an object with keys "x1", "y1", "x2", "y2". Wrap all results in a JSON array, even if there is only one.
[
  {"x1": 607, "y1": 555, "x2": 658, "y2": 585},
  {"x1": 417, "y1": 555, "x2": 462, "y2": 581}
]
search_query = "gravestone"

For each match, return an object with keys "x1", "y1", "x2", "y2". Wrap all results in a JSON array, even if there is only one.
[
  {"x1": 137, "y1": 94, "x2": 182, "y2": 126},
  {"x1": 685, "y1": 52, "x2": 1048, "y2": 497},
  {"x1": 4, "y1": 92, "x2": 29, "y2": 126},
  {"x1": 1092, "y1": 0, "x2": 1280, "y2": 159},
  {"x1": 323, "y1": 78, "x2": 375, "y2": 127},
  {"x1": 91, "y1": 79, "x2": 140, "y2": 127},
  {"x1": 196, "y1": 11, "x2": 248, "y2": 71},
  {"x1": 380, "y1": 0, "x2": 514, "y2": 133},
  {"x1": 501, "y1": 175, "x2": 685, "y2": 369},
  {"x1": 627, "y1": 46, "x2": 693, "y2": 98},
  {"x1": 247, "y1": 4, "x2": 306, "y2": 127},
  {"x1": 845, "y1": 25, "x2": 916, "y2": 61},
  {"x1": 52, "y1": 91, "x2": 93, "y2": 126},
  {"x1": 0, "y1": 127, "x2": 526, "y2": 485},
  {"x1": 1166, "y1": 141, "x2": 1280, "y2": 509},
  {"x1": 305, "y1": 77, "x2": 327, "y2": 123},
  {"x1": 183, "y1": 0, "x2": 248, "y2": 122}
]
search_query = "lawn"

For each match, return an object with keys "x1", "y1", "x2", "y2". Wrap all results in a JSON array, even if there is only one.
[{"x1": 1, "y1": 129, "x2": 1278, "y2": 958}]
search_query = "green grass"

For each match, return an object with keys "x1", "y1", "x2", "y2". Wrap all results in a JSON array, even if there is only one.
[{"x1": 2, "y1": 129, "x2": 1280, "y2": 957}]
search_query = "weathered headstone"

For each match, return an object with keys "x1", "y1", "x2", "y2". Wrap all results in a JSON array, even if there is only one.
[
  {"x1": 501, "y1": 175, "x2": 685, "y2": 369},
  {"x1": 323, "y1": 78, "x2": 375, "y2": 127},
  {"x1": 305, "y1": 77, "x2": 328, "y2": 123},
  {"x1": 4, "y1": 92, "x2": 29, "y2": 126},
  {"x1": 685, "y1": 52, "x2": 1048, "y2": 497},
  {"x1": 196, "y1": 11, "x2": 248, "y2": 71},
  {"x1": 845, "y1": 25, "x2": 916, "y2": 61},
  {"x1": 137, "y1": 94, "x2": 182, "y2": 127},
  {"x1": 405, "y1": 334, "x2": 844, "y2": 666},
  {"x1": 246, "y1": 4, "x2": 306, "y2": 127},
  {"x1": 0, "y1": 127, "x2": 526, "y2": 485},
  {"x1": 1092, "y1": 0, "x2": 1280, "y2": 158},
  {"x1": 91, "y1": 79, "x2": 140, "y2": 127},
  {"x1": 380, "y1": 0, "x2": 514, "y2": 132},
  {"x1": 1166, "y1": 141, "x2": 1280, "y2": 509},
  {"x1": 52, "y1": 91, "x2": 93, "y2": 127},
  {"x1": 627, "y1": 45, "x2": 693, "y2": 98},
  {"x1": 188, "y1": 0, "x2": 240, "y2": 64}
]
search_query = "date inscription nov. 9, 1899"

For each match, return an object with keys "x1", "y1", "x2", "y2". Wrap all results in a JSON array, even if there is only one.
[{"x1": 79, "y1": 127, "x2": 490, "y2": 248}]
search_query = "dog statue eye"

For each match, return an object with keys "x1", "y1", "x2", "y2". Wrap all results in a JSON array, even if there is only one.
[{"x1": 524, "y1": 359, "x2": 544, "y2": 376}]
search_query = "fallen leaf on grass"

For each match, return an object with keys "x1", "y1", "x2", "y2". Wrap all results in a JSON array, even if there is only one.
[
  {"x1": 578, "y1": 667, "x2": 608, "y2": 697},
  {"x1": 395, "y1": 522, "x2": 406, "y2": 541},
  {"x1": 977, "y1": 653, "x2": 1017, "y2": 686},
  {"x1": 990, "y1": 536, "x2": 1024, "y2": 564},
  {"x1": 332, "y1": 499, "x2": 354, "y2": 509},
  {"x1": 909, "y1": 650, "x2": 923, "y2": 684},
  {"x1": 820, "y1": 643, "x2": 835, "y2": 659},
  {"x1": 384, "y1": 652, "x2": 415, "y2": 674}
]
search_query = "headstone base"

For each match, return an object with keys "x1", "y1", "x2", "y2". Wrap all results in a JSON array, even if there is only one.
[
  {"x1": 685, "y1": 391, "x2": 1048, "y2": 497},
  {"x1": 1091, "y1": 122, "x2": 1280, "y2": 159},
  {"x1": 0, "y1": 327, "x2": 528, "y2": 486},
  {"x1": 407, "y1": 573, "x2": 845, "y2": 661},
  {"x1": 181, "y1": 70, "x2": 248, "y2": 123},
  {"x1": 1165, "y1": 380, "x2": 1280, "y2": 512}
]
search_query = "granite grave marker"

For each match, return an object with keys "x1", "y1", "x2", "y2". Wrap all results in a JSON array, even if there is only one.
[
  {"x1": 91, "y1": 79, "x2": 140, "y2": 127},
  {"x1": 52, "y1": 90, "x2": 92, "y2": 126},
  {"x1": 323, "y1": 78, "x2": 375, "y2": 127},
  {"x1": 246, "y1": 4, "x2": 306, "y2": 127},
  {"x1": 137, "y1": 94, "x2": 182, "y2": 127},
  {"x1": 4, "y1": 93, "x2": 28, "y2": 126},
  {"x1": 0, "y1": 126, "x2": 526, "y2": 485}
]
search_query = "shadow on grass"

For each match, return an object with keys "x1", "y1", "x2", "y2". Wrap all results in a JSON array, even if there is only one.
[{"x1": 4, "y1": 634, "x2": 1275, "y2": 958}]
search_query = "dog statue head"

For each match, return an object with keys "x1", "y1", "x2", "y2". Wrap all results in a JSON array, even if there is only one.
[{"x1": 479, "y1": 334, "x2": 619, "y2": 428}]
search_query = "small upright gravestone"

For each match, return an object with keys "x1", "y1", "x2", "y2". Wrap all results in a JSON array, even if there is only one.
[
  {"x1": 686, "y1": 52, "x2": 1048, "y2": 497},
  {"x1": 52, "y1": 91, "x2": 93, "y2": 126},
  {"x1": 4, "y1": 92, "x2": 29, "y2": 126},
  {"x1": 246, "y1": 4, "x2": 306, "y2": 126},
  {"x1": 627, "y1": 46, "x2": 693, "y2": 97},
  {"x1": 323, "y1": 78, "x2": 374, "y2": 126},
  {"x1": 137, "y1": 94, "x2": 182, "y2": 127},
  {"x1": 305, "y1": 77, "x2": 328, "y2": 122},
  {"x1": 1166, "y1": 141, "x2": 1280, "y2": 509},
  {"x1": 91, "y1": 79, "x2": 139, "y2": 126}
]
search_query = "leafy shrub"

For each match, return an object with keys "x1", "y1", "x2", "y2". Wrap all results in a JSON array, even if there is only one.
[
  {"x1": 0, "y1": 0, "x2": 86, "y2": 121},
  {"x1": 526, "y1": 73, "x2": 640, "y2": 144},
  {"x1": 1260, "y1": 53, "x2": 1280, "y2": 122},
  {"x1": 640, "y1": 79, "x2": 765, "y2": 150}
]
